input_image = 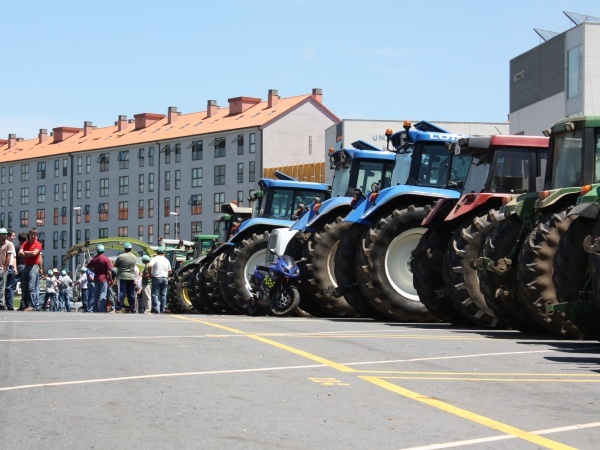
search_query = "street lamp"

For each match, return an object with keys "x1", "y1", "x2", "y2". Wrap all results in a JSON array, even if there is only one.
[
  {"x1": 72, "y1": 206, "x2": 81, "y2": 274},
  {"x1": 170, "y1": 212, "x2": 179, "y2": 240}
]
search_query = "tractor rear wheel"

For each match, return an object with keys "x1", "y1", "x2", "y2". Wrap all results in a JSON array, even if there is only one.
[
  {"x1": 443, "y1": 210, "x2": 504, "y2": 328},
  {"x1": 357, "y1": 205, "x2": 436, "y2": 322},
  {"x1": 171, "y1": 265, "x2": 197, "y2": 314},
  {"x1": 517, "y1": 209, "x2": 584, "y2": 339},
  {"x1": 203, "y1": 254, "x2": 232, "y2": 314}
]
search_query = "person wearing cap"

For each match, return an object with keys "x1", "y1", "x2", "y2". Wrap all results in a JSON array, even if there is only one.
[
  {"x1": 86, "y1": 243, "x2": 113, "y2": 312},
  {"x1": 18, "y1": 228, "x2": 43, "y2": 311},
  {"x1": 113, "y1": 242, "x2": 138, "y2": 313},
  {"x1": 57, "y1": 269, "x2": 73, "y2": 312},
  {"x1": 4, "y1": 230, "x2": 18, "y2": 310},
  {"x1": 140, "y1": 255, "x2": 152, "y2": 313},
  {"x1": 0, "y1": 228, "x2": 12, "y2": 310},
  {"x1": 41, "y1": 269, "x2": 58, "y2": 311},
  {"x1": 147, "y1": 246, "x2": 172, "y2": 313},
  {"x1": 76, "y1": 267, "x2": 91, "y2": 313}
]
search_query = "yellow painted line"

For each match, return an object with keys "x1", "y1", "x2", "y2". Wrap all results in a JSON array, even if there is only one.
[
  {"x1": 381, "y1": 376, "x2": 600, "y2": 383},
  {"x1": 361, "y1": 371, "x2": 600, "y2": 377},
  {"x1": 361, "y1": 376, "x2": 575, "y2": 450},
  {"x1": 174, "y1": 315, "x2": 575, "y2": 449}
]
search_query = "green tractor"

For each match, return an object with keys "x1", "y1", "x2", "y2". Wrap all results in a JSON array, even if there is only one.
[{"x1": 478, "y1": 116, "x2": 600, "y2": 338}]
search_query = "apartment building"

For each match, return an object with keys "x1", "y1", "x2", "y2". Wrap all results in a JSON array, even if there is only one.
[{"x1": 0, "y1": 89, "x2": 339, "y2": 269}]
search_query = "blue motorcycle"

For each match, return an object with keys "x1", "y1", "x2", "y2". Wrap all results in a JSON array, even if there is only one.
[{"x1": 248, "y1": 249, "x2": 303, "y2": 316}]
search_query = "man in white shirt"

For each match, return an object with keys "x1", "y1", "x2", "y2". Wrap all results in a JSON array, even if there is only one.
[
  {"x1": 147, "y1": 246, "x2": 172, "y2": 314},
  {"x1": 0, "y1": 228, "x2": 13, "y2": 310},
  {"x1": 2, "y1": 229, "x2": 16, "y2": 310}
]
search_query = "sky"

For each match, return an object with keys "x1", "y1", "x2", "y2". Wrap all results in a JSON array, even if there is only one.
[{"x1": 1, "y1": 0, "x2": 598, "y2": 140}]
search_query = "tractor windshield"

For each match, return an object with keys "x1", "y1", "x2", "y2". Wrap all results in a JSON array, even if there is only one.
[
  {"x1": 416, "y1": 143, "x2": 454, "y2": 187},
  {"x1": 461, "y1": 154, "x2": 491, "y2": 194},
  {"x1": 332, "y1": 159, "x2": 394, "y2": 197},
  {"x1": 266, "y1": 188, "x2": 328, "y2": 220},
  {"x1": 490, "y1": 148, "x2": 532, "y2": 194},
  {"x1": 549, "y1": 130, "x2": 583, "y2": 189}
]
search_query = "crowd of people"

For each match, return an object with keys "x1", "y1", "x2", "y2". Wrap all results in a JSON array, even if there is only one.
[{"x1": 0, "y1": 227, "x2": 172, "y2": 314}]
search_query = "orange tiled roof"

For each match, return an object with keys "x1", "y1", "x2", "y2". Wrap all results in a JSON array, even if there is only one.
[{"x1": 0, "y1": 93, "x2": 339, "y2": 163}]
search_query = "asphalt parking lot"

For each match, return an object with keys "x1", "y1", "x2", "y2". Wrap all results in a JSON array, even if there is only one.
[{"x1": 1, "y1": 312, "x2": 600, "y2": 449}]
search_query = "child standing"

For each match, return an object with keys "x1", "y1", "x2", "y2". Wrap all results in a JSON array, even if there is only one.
[
  {"x1": 57, "y1": 270, "x2": 72, "y2": 312},
  {"x1": 42, "y1": 270, "x2": 57, "y2": 311}
]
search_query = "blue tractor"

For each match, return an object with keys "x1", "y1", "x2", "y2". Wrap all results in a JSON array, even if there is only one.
[
  {"x1": 269, "y1": 140, "x2": 397, "y2": 317},
  {"x1": 333, "y1": 121, "x2": 471, "y2": 321},
  {"x1": 201, "y1": 173, "x2": 331, "y2": 313}
]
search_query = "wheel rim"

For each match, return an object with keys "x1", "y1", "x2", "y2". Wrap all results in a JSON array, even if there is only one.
[
  {"x1": 384, "y1": 227, "x2": 426, "y2": 302},
  {"x1": 178, "y1": 271, "x2": 194, "y2": 307},
  {"x1": 326, "y1": 240, "x2": 339, "y2": 287},
  {"x1": 275, "y1": 288, "x2": 294, "y2": 310},
  {"x1": 244, "y1": 249, "x2": 267, "y2": 292}
]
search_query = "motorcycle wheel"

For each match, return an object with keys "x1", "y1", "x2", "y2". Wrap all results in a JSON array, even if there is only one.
[{"x1": 271, "y1": 286, "x2": 300, "y2": 317}]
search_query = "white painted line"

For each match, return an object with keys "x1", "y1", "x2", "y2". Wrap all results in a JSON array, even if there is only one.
[
  {"x1": 0, "y1": 334, "x2": 242, "y2": 343},
  {"x1": 0, "y1": 363, "x2": 326, "y2": 392},
  {"x1": 399, "y1": 421, "x2": 600, "y2": 449}
]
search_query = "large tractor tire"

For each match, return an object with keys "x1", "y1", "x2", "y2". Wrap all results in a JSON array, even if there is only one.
[
  {"x1": 479, "y1": 214, "x2": 545, "y2": 334},
  {"x1": 202, "y1": 254, "x2": 231, "y2": 314},
  {"x1": 333, "y1": 223, "x2": 381, "y2": 318},
  {"x1": 284, "y1": 233, "x2": 322, "y2": 318},
  {"x1": 411, "y1": 226, "x2": 468, "y2": 324},
  {"x1": 357, "y1": 205, "x2": 437, "y2": 322},
  {"x1": 223, "y1": 231, "x2": 270, "y2": 314},
  {"x1": 553, "y1": 216, "x2": 600, "y2": 339},
  {"x1": 443, "y1": 210, "x2": 504, "y2": 328},
  {"x1": 517, "y1": 209, "x2": 585, "y2": 339},
  {"x1": 170, "y1": 265, "x2": 197, "y2": 314},
  {"x1": 589, "y1": 219, "x2": 600, "y2": 316},
  {"x1": 302, "y1": 217, "x2": 360, "y2": 318}
]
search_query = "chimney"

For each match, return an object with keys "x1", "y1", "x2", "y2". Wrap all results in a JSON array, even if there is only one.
[
  {"x1": 228, "y1": 96, "x2": 261, "y2": 115},
  {"x1": 134, "y1": 113, "x2": 164, "y2": 130},
  {"x1": 268, "y1": 89, "x2": 279, "y2": 108},
  {"x1": 311, "y1": 88, "x2": 323, "y2": 103},
  {"x1": 117, "y1": 115, "x2": 128, "y2": 131},
  {"x1": 168, "y1": 106, "x2": 179, "y2": 125},
  {"x1": 83, "y1": 121, "x2": 93, "y2": 137},
  {"x1": 207, "y1": 100, "x2": 218, "y2": 118},
  {"x1": 38, "y1": 129, "x2": 48, "y2": 144},
  {"x1": 8, "y1": 134, "x2": 17, "y2": 149},
  {"x1": 52, "y1": 127, "x2": 80, "y2": 143}
]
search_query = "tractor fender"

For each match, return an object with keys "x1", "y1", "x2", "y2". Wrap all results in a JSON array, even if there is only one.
[
  {"x1": 304, "y1": 197, "x2": 353, "y2": 231},
  {"x1": 444, "y1": 193, "x2": 512, "y2": 223},
  {"x1": 228, "y1": 220, "x2": 294, "y2": 245},
  {"x1": 568, "y1": 201, "x2": 600, "y2": 219}
]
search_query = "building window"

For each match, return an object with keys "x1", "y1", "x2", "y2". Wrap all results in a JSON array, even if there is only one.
[
  {"x1": 138, "y1": 148, "x2": 145, "y2": 167},
  {"x1": 60, "y1": 231, "x2": 67, "y2": 249},
  {"x1": 191, "y1": 140, "x2": 203, "y2": 160},
  {"x1": 164, "y1": 145, "x2": 171, "y2": 165},
  {"x1": 85, "y1": 229, "x2": 90, "y2": 241},
  {"x1": 249, "y1": 132, "x2": 256, "y2": 154},
  {"x1": 189, "y1": 195, "x2": 202, "y2": 214},
  {"x1": 249, "y1": 161, "x2": 256, "y2": 182},
  {"x1": 20, "y1": 210, "x2": 28, "y2": 228},
  {"x1": 1, "y1": 167, "x2": 5, "y2": 184},
  {"x1": 118, "y1": 201, "x2": 128, "y2": 220},
  {"x1": 21, "y1": 187, "x2": 29, "y2": 205},
  {"x1": 174, "y1": 196, "x2": 180, "y2": 215},
  {"x1": 86, "y1": 155, "x2": 91, "y2": 174},
  {"x1": 214, "y1": 192, "x2": 225, "y2": 213},
  {"x1": 53, "y1": 231, "x2": 58, "y2": 249},
  {"x1": 37, "y1": 185, "x2": 46, "y2": 203},
  {"x1": 164, "y1": 197, "x2": 170, "y2": 216},
  {"x1": 0, "y1": 190, "x2": 4, "y2": 207},
  {"x1": 98, "y1": 153, "x2": 109, "y2": 171},
  {"x1": 214, "y1": 165, "x2": 225, "y2": 185},
  {"x1": 192, "y1": 168, "x2": 203, "y2": 187},
  {"x1": 84, "y1": 204, "x2": 91, "y2": 223},
  {"x1": 54, "y1": 208, "x2": 59, "y2": 225},
  {"x1": 148, "y1": 146, "x2": 155, "y2": 166},
  {"x1": 77, "y1": 156, "x2": 82, "y2": 175},
  {"x1": 6, "y1": 211, "x2": 12, "y2": 228},
  {"x1": 149, "y1": 172, "x2": 154, "y2": 192},
  {"x1": 174, "y1": 143, "x2": 181, "y2": 163},
  {"x1": 7, "y1": 189, "x2": 12, "y2": 207},
  {"x1": 118, "y1": 226, "x2": 128, "y2": 237},
  {"x1": 118, "y1": 150, "x2": 129, "y2": 169},
  {"x1": 21, "y1": 164, "x2": 29, "y2": 182},
  {"x1": 98, "y1": 203, "x2": 109, "y2": 222},
  {"x1": 237, "y1": 190, "x2": 244, "y2": 206},
  {"x1": 37, "y1": 162, "x2": 46, "y2": 179},
  {"x1": 165, "y1": 171, "x2": 171, "y2": 190},
  {"x1": 85, "y1": 180, "x2": 91, "y2": 198},
  {"x1": 162, "y1": 223, "x2": 170, "y2": 239},
  {"x1": 237, "y1": 163, "x2": 244, "y2": 183},
  {"x1": 139, "y1": 174, "x2": 144, "y2": 193},
  {"x1": 54, "y1": 184, "x2": 59, "y2": 202},
  {"x1": 191, "y1": 221, "x2": 202, "y2": 235},
  {"x1": 100, "y1": 178, "x2": 109, "y2": 197},
  {"x1": 75, "y1": 208, "x2": 81, "y2": 225},
  {"x1": 148, "y1": 225, "x2": 154, "y2": 244},
  {"x1": 99, "y1": 228, "x2": 108, "y2": 239},
  {"x1": 54, "y1": 160, "x2": 60, "y2": 177},
  {"x1": 76, "y1": 230, "x2": 81, "y2": 243},
  {"x1": 62, "y1": 183, "x2": 67, "y2": 201},
  {"x1": 234, "y1": 134, "x2": 244, "y2": 155},
  {"x1": 76, "y1": 181, "x2": 82, "y2": 199},
  {"x1": 138, "y1": 225, "x2": 144, "y2": 239},
  {"x1": 0, "y1": 212, "x2": 4, "y2": 228},
  {"x1": 36, "y1": 209, "x2": 45, "y2": 226},
  {"x1": 63, "y1": 158, "x2": 68, "y2": 176},
  {"x1": 119, "y1": 176, "x2": 129, "y2": 195},
  {"x1": 148, "y1": 199, "x2": 154, "y2": 218},
  {"x1": 61, "y1": 206, "x2": 67, "y2": 225},
  {"x1": 567, "y1": 44, "x2": 583, "y2": 99},
  {"x1": 138, "y1": 199, "x2": 144, "y2": 219},
  {"x1": 212, "y1": 138, "x2": 226, "y2": 158},
  {"x1": 8, "y1": 166, "x2": 13, "y2": 183},
  {"x1": 175, "y1": 170, "x2": 181, "y2": 189},
  {"x1": 308, "y1": 135, "x2": 313, "y2": 155}
]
